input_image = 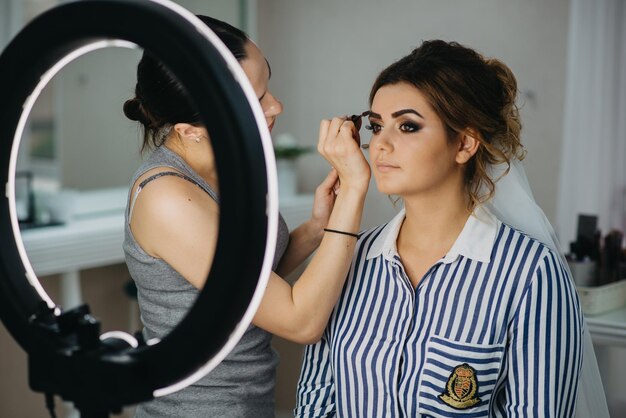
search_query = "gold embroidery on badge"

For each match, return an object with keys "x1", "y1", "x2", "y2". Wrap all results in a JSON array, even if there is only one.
[{"x1": 438, "y1": 363, "x2": 481, "y2": 409}]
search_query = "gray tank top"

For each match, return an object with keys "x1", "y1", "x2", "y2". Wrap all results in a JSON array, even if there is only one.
[{"x1": 124, "y1": 146, "x2": 290, "y2": 418}]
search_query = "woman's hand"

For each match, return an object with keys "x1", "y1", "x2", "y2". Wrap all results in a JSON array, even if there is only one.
[
  {"x1": 318, "y1": 117, "x2": 371, "y2": 193},
  {"x1": 308, "y1": 168, "x2": 339, "y2": 235}
]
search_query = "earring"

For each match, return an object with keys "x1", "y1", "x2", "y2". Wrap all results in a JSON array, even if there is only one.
[{"x1": 194, "y1": 136, "x2": 201, "y2": 143}]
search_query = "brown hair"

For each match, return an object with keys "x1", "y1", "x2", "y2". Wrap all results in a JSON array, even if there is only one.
[{"x1": 370, "y1": 40, "x2": 526, "y2": 209}]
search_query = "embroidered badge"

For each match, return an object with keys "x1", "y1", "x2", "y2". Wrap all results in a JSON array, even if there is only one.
[{"x1": 438, "y1": 363, "x2": 481, "y2": 409}]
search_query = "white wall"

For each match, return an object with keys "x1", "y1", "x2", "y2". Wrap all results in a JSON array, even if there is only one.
[
  {"x1": 257, "y1": 0, "x2": 570, "y2": 228},
  {"x1": 58, "y1": 47, "x2": 143, "y2": 189}
]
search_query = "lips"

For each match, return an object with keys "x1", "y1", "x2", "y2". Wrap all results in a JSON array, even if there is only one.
[
  {"x1": 268, "y1": 120, "x2": 275, "y2": 132},
  {"x1": 375, "y1": 160, "x2": 399, "y2": 172}
]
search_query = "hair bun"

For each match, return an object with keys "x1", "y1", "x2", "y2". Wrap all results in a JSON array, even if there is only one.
[
  {"x1": 123, "y1": 97, "x2": 149, "y2": 124},
  {"x1": 486, "y1": 59, "x2": 518, "y2": 109},
  {"x1": 484, "y1": 58, "x2": 524, "y2": 160}
]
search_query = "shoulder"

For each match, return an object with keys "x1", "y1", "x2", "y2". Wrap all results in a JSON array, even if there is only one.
[
  {"x1": 488, "y1": 223, "x2": 582, "y2": 330},
  {"x1": 490, "y1": 221, "x2": 574, "y2": 290},
  {"x1": 130, "y1": 170, "x2": 218, "y2": 255},
  {"x1": 497, "y1": 223, "x2": 576, "y2": 299},
  {"x1": 494, "y1": 221, "x2": 554, "y2": 266},
  {"x1": 135, "y1": 170, "x2": 217, "y2": 220}
]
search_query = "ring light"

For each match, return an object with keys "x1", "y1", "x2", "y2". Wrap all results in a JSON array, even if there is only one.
[{"x1": 0, "y1": 0, "x2": 278, "y2": 415}]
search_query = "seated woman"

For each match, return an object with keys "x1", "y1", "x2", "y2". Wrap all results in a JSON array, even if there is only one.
[{"x1": 295, "y1": 40, "x2": 593, "y2": 417}]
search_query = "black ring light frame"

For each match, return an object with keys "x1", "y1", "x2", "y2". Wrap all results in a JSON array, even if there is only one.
[{"x1": 0, "y1": 0, "x2": 278, "y2": 416}]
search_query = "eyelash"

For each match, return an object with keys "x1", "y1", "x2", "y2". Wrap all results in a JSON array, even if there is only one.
[
  {"x1": 365, "y1": 122, "x2": 422, "y2": 134},
  {"x1": 364, "y1": 124, "x2": 379, "y2": 133}
]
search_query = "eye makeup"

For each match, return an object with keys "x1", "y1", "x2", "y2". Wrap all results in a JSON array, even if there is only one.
[{"x1": 349, "y1": 108, "x2": 422, "y2": 148}]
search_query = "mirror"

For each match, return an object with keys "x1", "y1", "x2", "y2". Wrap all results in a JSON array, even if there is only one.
[
  {"x1": 10, "y1": 0, "x2": 252, "y2": 345},
  {"x1": 16, "y1": 43, "x2": 227, "y2": 343},
  {"x1": 16, "y1": 46, "x2": 144, "y2": 346},
  {"x1": 17, "y1": 46, "x2": 142, "y2": 222}
]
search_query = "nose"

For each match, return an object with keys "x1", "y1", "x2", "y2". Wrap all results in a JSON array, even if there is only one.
[
  {"x1": 371, "y1": 130, "x2": 393, "y2": 153},
  {"x1": 263, "y1": 92, "x2": 283, "y2": 119}
]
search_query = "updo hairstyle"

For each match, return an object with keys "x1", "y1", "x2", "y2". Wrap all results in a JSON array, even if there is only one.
[
  {"x1": 123, "y1": 15, "x2": 248, "y2": 150},
  {"x1": 370, "y1": 40, "x2": 526, "y2": 208}
]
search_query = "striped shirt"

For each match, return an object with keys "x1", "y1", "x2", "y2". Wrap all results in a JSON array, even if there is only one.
[{"x1": 295, "y1": 207, "x2": 583, "y2": 417}]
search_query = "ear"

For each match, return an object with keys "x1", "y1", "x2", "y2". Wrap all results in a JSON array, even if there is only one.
[
  {"x1": 173, "y1": 123, "x2": 204, "y2": 140},
  {"x1": 455, "y1": 129, "x2": 480, "y2": 164}
]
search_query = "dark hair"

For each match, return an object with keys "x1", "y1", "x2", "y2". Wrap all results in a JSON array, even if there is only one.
[
  {"x1": 369, "y1": 40, "x2": 526, "y2": 209},
  {"x1": 123, "y1": 15, "x2": 249, "y2": 150}
]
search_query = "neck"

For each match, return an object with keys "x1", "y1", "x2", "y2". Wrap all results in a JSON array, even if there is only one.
[
  {"x1": 399, "y1": 188, "x2": 471, "y2": 253},
  {"x1": 163, "y1": 137, "x2": 219, "y2": 192}
]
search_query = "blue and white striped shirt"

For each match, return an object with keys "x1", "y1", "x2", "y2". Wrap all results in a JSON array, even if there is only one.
[{"x1": 295, "y1": 207, "x2": 583, "y2": 417}]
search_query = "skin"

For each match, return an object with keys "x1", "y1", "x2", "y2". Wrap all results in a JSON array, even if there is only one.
[
  {"x1": 367, "y1": 82, "x2": 479, "y2": 287},
  {"x1": 129, "y1": 40, "x2": 370, "y2": 344}
]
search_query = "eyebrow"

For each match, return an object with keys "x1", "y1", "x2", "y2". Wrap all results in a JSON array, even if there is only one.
[
  {"x1": 368, "y1": 109, "x2": 424, "y2": 120},
  {"x1": 393, "y1": 109, "x2": 424, "y2": 119},
  {"x1": 259, "y1": 59, "x2": 272, "y2": 101},
  {"x1": 266, "y1": 59, "x2": 272, "y2": 79}
]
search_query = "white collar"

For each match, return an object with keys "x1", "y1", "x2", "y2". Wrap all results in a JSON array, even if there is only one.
[{"x1": 366, "y1": 206, "x2": 500, "y2": 264}]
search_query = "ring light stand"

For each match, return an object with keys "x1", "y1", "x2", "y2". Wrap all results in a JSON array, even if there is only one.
[{"x1": 0, "y1": 1, "x2": 278, "y2": 416}]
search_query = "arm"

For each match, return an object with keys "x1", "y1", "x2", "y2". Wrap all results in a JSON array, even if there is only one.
[
  {"x1": 134, "y1": 118, "x2": 369, "y2": 344},
  {"x1": 129, "y1": 171, "x2": 219, "y2": 289},
  {"x1": 253, "y1": 117, "x2": 370, "y2": 343},
  {"x1": 253, "y1": 185, "x2": 364, "y2": 343},
  {"x1": 294, "y1": 332, "x2": 336, "y2": 417},
  {"x1": 498, "y1": 251, "x2": 583, "y2": 417}
]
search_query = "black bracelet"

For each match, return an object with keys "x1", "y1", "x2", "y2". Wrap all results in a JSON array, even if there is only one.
[{"x1": 323, "y1": 228, "x2": 359, "y2": 238}]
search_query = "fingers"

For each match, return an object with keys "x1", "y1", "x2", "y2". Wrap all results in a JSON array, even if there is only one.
[
  {"x1": 328, "y1": 117, "x2": 348, "y2": 144},
  {"x1": 320, "y1": 117, "x2": 358, "y2": 152},
  {"x1": 317, "y1": 118, "x2": 344, "y2": 153},
  {"x1": 315, "y1": 168, "x2": 340, "y2": 196},
  {"x1": 333, "y1": 179, "x2": 341, "y2": 195},
  {"x1": 317, "y1": 119, "x2": 331, "y2": 154},
  {"x1": 340, "y1": 119, "x2": 361, "y2": 146},
  {"x1": 320, "y1": 168, "x2": 339, "y2": 188},
  {"x1": 317, "y1": 117, "x2": 369, "y2": 193}
]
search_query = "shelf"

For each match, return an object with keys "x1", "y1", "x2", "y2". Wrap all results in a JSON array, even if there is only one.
[{"x1": 21, "y1": 212, "x2": 125, "y2": 276}]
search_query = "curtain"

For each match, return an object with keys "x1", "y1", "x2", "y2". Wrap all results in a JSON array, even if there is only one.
[{"x1": 557, "y1": 0, "x2": 626, "y2": 248}]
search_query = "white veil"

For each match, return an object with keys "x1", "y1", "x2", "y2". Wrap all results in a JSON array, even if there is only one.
[{"x1": 485, "y1": 158, "x2": 609, "y2": 417}]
